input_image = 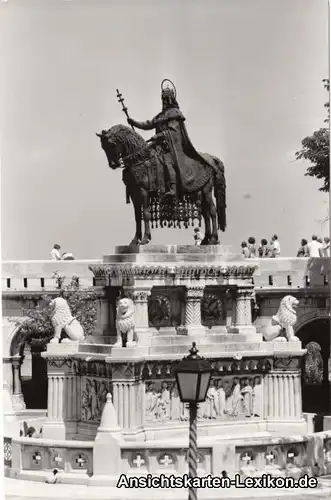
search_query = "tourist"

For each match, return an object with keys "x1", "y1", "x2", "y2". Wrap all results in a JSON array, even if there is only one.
[
  {"x1": 241, "y1": 241, "x2": 250, "y2": 258},
  {"x1": 258, "y1": 239, "x2": 268, "y2": 258},
  {"x1": 270, "y1": 234, "x2": 281, "y2": 257},
  {"x1": 50, "y1": 244, "x2": 61, "y2": 260},
  {"x1": 62, "y1": 252, "x2": 75, "y2": 260},
  {"x1": 247, "y1": 237, "x2": 256, "y2": 258},
  {"x1": 320, "y1": 237, "x2": 330, "y2": 257},
  {"x1": 45, "y1": 469, "x2": 59, "y2": 484},
  {"x1": 307, "y1": 235, "x2": 322, "y2": 257},
  {"x1": 193, "y1": 227, "x2": 202, "y2": 246},
  {"x1": 297, "y1": 239, "x2": 309, "y2": 257}
]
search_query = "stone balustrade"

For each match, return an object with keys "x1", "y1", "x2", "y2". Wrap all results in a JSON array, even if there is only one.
[
  {"x1": 10, "y1": 436, "x2": 93, "y2": 478},
  {"x1": 2, "y1": 257, "x2": 330, "y2": 292},
  {"x1": 8, "y1": 431, "x2": 331, "y2": 483}
]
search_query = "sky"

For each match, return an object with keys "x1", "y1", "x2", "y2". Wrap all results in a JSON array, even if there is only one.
[{"x1": 0, "y1": 0, "x2": 329, "y2": 260}]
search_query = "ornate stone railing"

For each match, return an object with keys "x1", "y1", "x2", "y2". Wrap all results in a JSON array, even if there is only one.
[
  {"x1": 8, "y1": 431, "x2": 331, "y2": 483},
  {"x1": 2, "y1": 258, "x2": 329, "y2": 292},
  {"x1": 10, "y1": 437, "x2": 93, "y2": 476}
]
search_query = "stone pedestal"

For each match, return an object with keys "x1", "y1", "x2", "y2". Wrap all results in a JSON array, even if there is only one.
[
  {"x1": 107, "y1": 359, "x2": 145, "y2": 431},
  {"x1": 184, "y1": 285, "x2": 206, "y2": 337},
  {"x1": 228, "y1": 285, "x2": 260, "y2": 339},
  {"x1": 42, "y1": 344, "x2": 80, "y2": 440},
  {"x1": 132, "y1": 286, "x2": 152, "y2": 346}
]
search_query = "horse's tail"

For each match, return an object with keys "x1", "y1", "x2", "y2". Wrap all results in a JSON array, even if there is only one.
[{"x1": 212, "y1": 158, "x2": 227, "y2": 231}]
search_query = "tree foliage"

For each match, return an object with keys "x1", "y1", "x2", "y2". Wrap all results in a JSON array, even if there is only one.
[
  {"x1": 20, "y1": 273, "x2": 98, "y2": 350},
  {"x1": 295, "y1": 79, "x2": 330, "y2": 193}
]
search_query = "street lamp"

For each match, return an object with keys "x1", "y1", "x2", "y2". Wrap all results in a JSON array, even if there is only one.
[{"x1": 175, "y1": 342, "x2": 213, "y2": 500}]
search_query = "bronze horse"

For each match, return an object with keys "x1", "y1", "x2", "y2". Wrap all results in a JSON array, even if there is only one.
[{"x1": 97, "y1": 124, "x2": 226, "y2": 246}]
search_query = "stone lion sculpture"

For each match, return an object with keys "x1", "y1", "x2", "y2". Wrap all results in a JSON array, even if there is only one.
[
  {"x1": 263, "y1": 295, "x2": 299, "y2": 342},
  {"x1": 49, "y1": 297, "x2": 84, "y2": 344},
  {"x1": 115, "y1": 297, "x2": 136, "y2": 347}
]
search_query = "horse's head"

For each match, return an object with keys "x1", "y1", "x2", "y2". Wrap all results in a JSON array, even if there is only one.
[
  {"x1": 96, "y1": 128, "x2": 121, "y2": 170},
  {"x1": 96, "y1": 124, "x2": 148, "y2": 169}
]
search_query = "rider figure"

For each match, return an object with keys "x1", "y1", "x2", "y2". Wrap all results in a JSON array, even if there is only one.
[{"x1": 127, "y1": 83, "x2": 181, "y2": 198}]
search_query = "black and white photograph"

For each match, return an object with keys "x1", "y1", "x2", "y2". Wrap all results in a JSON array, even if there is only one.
[{"x1": 1, "y1": 0, "x2": 330, "y2": 499}]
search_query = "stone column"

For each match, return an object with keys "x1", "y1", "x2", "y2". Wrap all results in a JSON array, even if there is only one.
[
  {"x1": 11, "y1": 355, "x2": 26, "y2": 412},
  {"x1": 229, "y1": 285, "x2": 258, "y2": 338},
  {"x1": 42, "y1": 352, "x2": 79, "y2": 440},
  {"x1": 3, "y1": 356, "x2": 20, "y2": 437},
  {"x1": 184, "y1": 285, "x2": 206, "y2": 337}
]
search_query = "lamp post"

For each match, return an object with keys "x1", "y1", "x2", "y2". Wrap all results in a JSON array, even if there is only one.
[{"x1": 174, "y1": 342, "x2": 213, "y2": 500}]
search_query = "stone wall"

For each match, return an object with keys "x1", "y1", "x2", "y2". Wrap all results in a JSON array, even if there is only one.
[{"x1": 8, "y1": 431, "x2": 331, "y2": 484}]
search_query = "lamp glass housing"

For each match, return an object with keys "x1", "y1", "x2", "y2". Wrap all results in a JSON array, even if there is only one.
[{"x1": 175, "y1": 344, "x2": 213, "y2": 403}]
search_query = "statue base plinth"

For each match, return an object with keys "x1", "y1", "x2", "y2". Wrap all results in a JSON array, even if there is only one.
[
  {"x1": 109, "y1": 345, "x2": 148, "y2": 360},
  {"x1": 113, "y1": 244, "x2": 238, "y2": 256}
]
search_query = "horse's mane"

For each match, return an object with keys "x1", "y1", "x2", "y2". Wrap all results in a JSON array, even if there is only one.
[{"x1": 108, "y1": 124, "x2": 148, "y2": 162}]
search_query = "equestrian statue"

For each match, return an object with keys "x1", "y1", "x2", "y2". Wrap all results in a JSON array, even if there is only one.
[{"x1": 96, "y1": 79, "x2": 226, "y2": 246}]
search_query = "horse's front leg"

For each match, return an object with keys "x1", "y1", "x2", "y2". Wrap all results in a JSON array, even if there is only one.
[
  {"x1": 128, "y1": 195, "x2": 143, "y2": 246},
  {"x1": 200, "y1": 197, "x2": 211, "y2": 246},
  {"x1": 204, "y1": 182, "x2": 219, "y2": 245},
  {"x1": 141, "y1": 189, "x2": 151, "y2": 245}
]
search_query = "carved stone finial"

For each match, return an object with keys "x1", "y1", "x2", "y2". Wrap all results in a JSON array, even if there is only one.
[{"x1": 97, "y1": 392, "x2": 121, "y2": 433}]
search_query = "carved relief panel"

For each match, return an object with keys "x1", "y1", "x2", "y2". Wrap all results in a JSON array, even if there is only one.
[
  {"x1": 148, "y1": 287, "x2": 185, "y2": 328},
  {"x1": 201, "y1": 287, "x2": 227, "y2": 327},
  {"x1": 144, "y1": 375, "x2": 264, "y2": 424},
  {"x1": 80, "y1": 376, "x2": 112, "y2": 423}
]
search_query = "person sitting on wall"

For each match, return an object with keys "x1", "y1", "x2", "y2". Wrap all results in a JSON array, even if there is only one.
[
  {"x1": 270, "y1": 234, "x2": 281, "y2": 257},
  {"x1": 258, "y1": 239, "x2": 268, "y2": 258},
  {"x1": 320, "y1": 236, "x2": 330, "y2": 257},
  {"x1": 247, "y1": 236, "x2": 256, "y2": 258},
  {"x1": 297, "y1": 239, "x2": 309, "y2": 257},
  {"x1": 241, "y1": 241, "x2": 250, "y2": 258},
  {"x1": 50, "y1": 244, "x2": 61, "y2": 260},
  {"x1": 45, "y1": 469, "x2": 59, "y2": 484},
  {"x1": 307, "y1": 235, "x2": 322, "y2": 257},
  {"x1": 61, "y1": 252, "x2": 75, "y2": 261},
  {"x1": 193, "y1": 227, "x2": 203, "y2": 246}
]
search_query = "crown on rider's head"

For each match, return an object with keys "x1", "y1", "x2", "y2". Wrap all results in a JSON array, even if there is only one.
[{"x1": 162, "y1": 87, "x2": 175, "y2": 99}]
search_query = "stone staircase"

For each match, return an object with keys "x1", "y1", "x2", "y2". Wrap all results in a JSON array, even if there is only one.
[{"x1": 148, "y1": 332, "x2": 264, "y2": 356}]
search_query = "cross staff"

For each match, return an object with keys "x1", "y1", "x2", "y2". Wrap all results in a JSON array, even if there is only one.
[{"x1": 116, "y1": 89, "x2": 135, "y2": 130}]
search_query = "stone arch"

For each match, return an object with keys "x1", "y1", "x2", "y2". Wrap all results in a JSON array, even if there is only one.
[
  {"x1": 2, "y1": 317, "x2": 29, "y2": 412},
  {"x1": 294, "y1": 309, "x2": 330, "y2": 333},
  {"x1": 2, "y1": 316, "x2": 29, "y2": 358},
  {"x1": 3, "y1": 316, "x2": 48, "y2": 411}
]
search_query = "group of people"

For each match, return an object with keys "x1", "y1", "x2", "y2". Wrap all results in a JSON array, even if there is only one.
[
  {"x1": 240, "y1": 234, "x2": 330, "y2": 259},
  {"x1": 241, "y1": 235, "x2": 280, "y2": 258},
  {"x1": 50, "y1": 244, "x2": 75, "y2": 261},
  {"x1": 297, "y1": 235, "x2": 330, "y2": 258}
]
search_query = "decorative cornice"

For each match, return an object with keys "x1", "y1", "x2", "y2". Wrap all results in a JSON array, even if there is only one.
[
  {"x1": 88, "y1": 264, "x2": 257, "y2": 280},
  {"x1": 74, "y1": 359, "x2": 111, "y2": 378},
  {"x1": 46, "y1": 357, "x2": 74, "y2": 369}
]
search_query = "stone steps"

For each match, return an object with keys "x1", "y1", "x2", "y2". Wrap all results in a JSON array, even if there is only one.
[
  {"x1": 148, "y1": 342, "x2": 265, "y2": 356},
  {"x1": 150, "y1": 333, "x2": 251, "y2": 345}
]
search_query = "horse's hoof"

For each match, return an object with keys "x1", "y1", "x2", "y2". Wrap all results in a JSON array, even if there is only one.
[
  {"x1": 129, "y1": 238, "x2": 141, "y2": 246},
  {"x1": 140, "y1": 237, "x2": 151, "y2": 246}
]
